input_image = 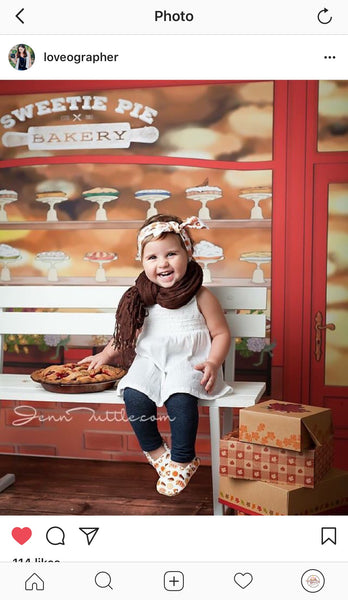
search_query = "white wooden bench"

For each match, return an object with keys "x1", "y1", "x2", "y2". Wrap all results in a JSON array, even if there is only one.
[{"x1": 0, "y1": 285, "x2": 267, "y2": 514}]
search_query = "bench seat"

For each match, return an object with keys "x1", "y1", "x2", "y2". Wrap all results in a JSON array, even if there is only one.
[
  {"x1": 0, "y1": 284, "x2": 267, "y2": 514},
  {"x1": 0, "y1": 374, "x2": 265, "y2": 406}
]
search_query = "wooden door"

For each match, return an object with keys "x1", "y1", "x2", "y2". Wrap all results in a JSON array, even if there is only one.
[{"x1": 310, "y1": 163, "x2": 348, "y2": 468}]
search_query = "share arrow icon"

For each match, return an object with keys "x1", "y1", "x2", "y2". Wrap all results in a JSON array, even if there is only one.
[{"x1": 79, "y1": 527, "x2": 99, "y2": 545}]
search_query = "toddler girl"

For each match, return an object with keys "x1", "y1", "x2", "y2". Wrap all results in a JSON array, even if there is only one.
[{"x1": 81, "y1": 214, "x2": 232, "y2": 496}]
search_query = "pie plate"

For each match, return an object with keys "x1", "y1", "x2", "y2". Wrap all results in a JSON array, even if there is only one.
[{"x1": 30, "y1": 370, "x2": 126, "y2": 394}]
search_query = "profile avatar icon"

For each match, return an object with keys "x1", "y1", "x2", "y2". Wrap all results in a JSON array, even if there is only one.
[
  {"x1": 8, "y1": 43, "x2": 35, "y2": 71},
  {"x1": 306, "y1": 574, "x2": 321, "y2": 588},
  {"x1": 301, "y1": 568, "x2": 325, "y2": 593}
]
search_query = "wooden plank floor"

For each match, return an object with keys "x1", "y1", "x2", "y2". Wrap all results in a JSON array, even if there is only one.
[{"x1": 0, "y1": 455, "x2": 213, "y2": 515}]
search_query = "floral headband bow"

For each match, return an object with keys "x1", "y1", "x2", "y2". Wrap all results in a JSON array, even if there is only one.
[{"x1": 136, "y1": 216, "x2": 208, "y2": 260}]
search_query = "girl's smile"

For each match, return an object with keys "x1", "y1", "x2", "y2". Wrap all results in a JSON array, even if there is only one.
[{"x1": 142, "y1": 233, "x2": 189, "y2": 287}]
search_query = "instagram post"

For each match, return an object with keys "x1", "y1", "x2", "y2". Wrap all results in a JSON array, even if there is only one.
[
  {"x1": 0, "y1": 3, "x2": 347, "y2": 596},
  {"x1": 0, "y1": 79, "x2": 347, "y2": 521}
]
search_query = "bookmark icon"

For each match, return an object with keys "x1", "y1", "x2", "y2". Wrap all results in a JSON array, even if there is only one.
[{"x1": 321, "y1": 527, "x2": 337, "y2": 545}]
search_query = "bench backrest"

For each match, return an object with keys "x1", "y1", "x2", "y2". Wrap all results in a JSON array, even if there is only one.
[{"x1": 0, "y1": 285, "x2": 267, "y2": 380}]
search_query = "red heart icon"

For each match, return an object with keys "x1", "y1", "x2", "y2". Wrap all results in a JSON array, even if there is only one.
[{"x1": 12, "y1": 527, "x2": 32, "y2": 545}]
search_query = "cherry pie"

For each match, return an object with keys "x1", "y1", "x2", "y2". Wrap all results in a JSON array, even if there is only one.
[{"x1": 31, "y1": 363, "x2": 126, "y2": 384}]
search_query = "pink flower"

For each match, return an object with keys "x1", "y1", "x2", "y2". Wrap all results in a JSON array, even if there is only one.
[{"x1": 247, "y1": 337, "x2": 266, "y2": 352}]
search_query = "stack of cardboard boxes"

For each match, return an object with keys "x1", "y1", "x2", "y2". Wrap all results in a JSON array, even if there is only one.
[{"x1": 219, "y1": 400, "x2": 348, "y2": 515}]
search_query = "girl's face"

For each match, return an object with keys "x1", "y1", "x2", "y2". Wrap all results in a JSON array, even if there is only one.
[
  {"x1": 18, "y1": 46, "x2": 25, "y2": 54},
  {"x1": 142, "y1": 233, "x2": 189, "y2": 287}
]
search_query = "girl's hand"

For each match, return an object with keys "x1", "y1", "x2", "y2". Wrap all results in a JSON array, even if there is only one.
[
  {"x1": 78, "y1": 351, "x2": 109, "y2": 371},
  {"x1": 78, "y1": 339, "x2": 120, "y2": 371},
  {"x1": 194, "y1": 361, "x2": 218, "y2": 393}
]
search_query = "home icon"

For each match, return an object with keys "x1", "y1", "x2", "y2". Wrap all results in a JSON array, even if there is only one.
[{"x1": 25, "y1": 573, "x2": 45, "y2": 591}]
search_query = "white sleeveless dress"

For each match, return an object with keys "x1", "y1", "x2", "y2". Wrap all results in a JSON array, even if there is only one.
[{"x1": 116, "y1": 296, "x2": 232, "y2": 407}]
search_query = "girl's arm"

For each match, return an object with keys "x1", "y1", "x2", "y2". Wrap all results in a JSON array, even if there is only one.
[
  {"x1": 78, "y1": 328, "x2": 142, "y2": 370},
  {"x1": 195, "y1": 286, "x2": 231, "y2": 393},
  {"x1": 78, "y1": 338, "x2": 120, "y2": 370}
]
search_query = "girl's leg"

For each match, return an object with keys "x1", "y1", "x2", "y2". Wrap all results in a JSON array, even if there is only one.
[
  {"x1": 157, "y1": 393, "x2": 200, "y2": 496},
  {"x1": 123, "y1": 387, "x2": 171, "y2": 477},
  {"x1": 123, "y1": 387, "x2": 163, "y2": 453},
  {"x1": 164, "y1": 393, "x2": 199, "y2": 463}
]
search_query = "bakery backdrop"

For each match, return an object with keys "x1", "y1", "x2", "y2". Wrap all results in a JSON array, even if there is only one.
[
  {"x1": 0, "y1": 82, "x2": 272, "y2": 354},
  {"x1": 0, "y1": 80, "x2": 347, "y2": 466},
  {"x1": 0, "y1": 163, "x2": 272, "y2": 279},
  {"x1": 0, "y1": 82, "x2": 273, "y2": 285}
]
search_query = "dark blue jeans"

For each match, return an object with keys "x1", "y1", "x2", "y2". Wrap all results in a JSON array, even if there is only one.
[{"x1": 123, "y1": 387, "x2": 199, "y2": 463}]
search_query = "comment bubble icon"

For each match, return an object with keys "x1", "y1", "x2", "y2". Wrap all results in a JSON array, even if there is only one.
[{"x1": 46, "y1": 526, "x2": 65, "y2": 545}]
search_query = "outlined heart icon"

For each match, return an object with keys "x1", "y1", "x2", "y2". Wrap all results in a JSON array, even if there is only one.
[
  {"x1": 12, "y1": 527, "x2": 32, "y2": 545},
  {"x1": 234, "y1": 572, "x2": 253, "y2": 589}
]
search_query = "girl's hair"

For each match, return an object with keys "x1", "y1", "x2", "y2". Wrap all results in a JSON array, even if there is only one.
[
  {"x1": 138, "y1": 214, "x2": 194, "y2": 259},
  {"x1": 16, "y1": 45, "x2": 27, "y2": 58}
]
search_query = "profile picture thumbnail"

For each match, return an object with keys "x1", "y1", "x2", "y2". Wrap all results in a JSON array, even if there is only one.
[{"x1": 8, "y1": 43, "x2": 35, "y2": 71}]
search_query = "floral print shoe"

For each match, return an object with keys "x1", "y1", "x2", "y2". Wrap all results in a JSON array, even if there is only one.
[
  {"x1": 143, "y1": 442, "x2": 171, "y2": 476},
  {"x1": 156, "y1": 457, "x2": 201, "y2": 496}
]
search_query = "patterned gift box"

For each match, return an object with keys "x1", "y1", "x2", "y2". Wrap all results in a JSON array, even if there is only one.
[
  {"x1": 219, "y1": 469, "x2": 348, "y2": 515},
  {"x1": 239, "y1": 399, "x2": 333, "y2": 452},
  {"x1": 220, "y1": 430, "x2": 333, "y2": 488}
]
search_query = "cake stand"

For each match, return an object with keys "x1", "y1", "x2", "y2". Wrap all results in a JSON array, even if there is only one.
[
  {"x1": 0, "y1": 255, "x2": 21, "y2": 281},
  {"x1": 0, "y1": 196, "x2": 17, "y2": 222},
  {"x1": 194, "y1": 256, "x2": 224, "y2": 283},
  {"x1": 239, "y1": 191, "x2": 272, "y2": 220},
  {"x1": 240, "y1": 255, "x2": 271, "y2": 284},
  {"x1": 186, "y1": 189, "x2": 222, "y2": 219},
  {"x1": 36, "y1": 252, "x2": 70, "y2": 282},
  {"x1": 84, "y1": 253, "x2": 118, "y2": 282},
  {"x1": 84, "y1": 194, "x2": 119, "y2": 221},
  {"x1": 36, "y1": 196, "x2": 66, "y2": 222},
  {"x1": 135, "y1": 190, "x2": 171, "y2": 218}
]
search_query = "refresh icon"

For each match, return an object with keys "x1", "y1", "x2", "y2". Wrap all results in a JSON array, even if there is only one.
[{"x1": 317, "y1": 8, "x2": 333, "y2": 24}]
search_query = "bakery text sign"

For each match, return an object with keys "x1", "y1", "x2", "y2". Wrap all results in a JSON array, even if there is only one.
[{"x1": 0, "y1": 96, "x2": 159, "y2": 150}]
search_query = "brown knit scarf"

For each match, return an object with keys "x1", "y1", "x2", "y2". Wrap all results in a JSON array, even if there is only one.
[{"x1": 113, "y1": 260, "x2": 203, "y2": 368}]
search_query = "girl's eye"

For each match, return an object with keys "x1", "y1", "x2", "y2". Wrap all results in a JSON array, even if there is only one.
[
  {"x1": 147, "y1": 255, "x2": 156, "y2": 260},
  {"x1": 167, "y1": 252, "x2": 176, "y2": 257}
]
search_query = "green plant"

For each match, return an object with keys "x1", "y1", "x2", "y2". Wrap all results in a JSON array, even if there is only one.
[{"x1": 235, "y1": 337, "x2": 276, "y2": 366}]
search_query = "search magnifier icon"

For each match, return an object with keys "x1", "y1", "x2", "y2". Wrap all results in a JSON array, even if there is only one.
[{"x1": 95, "y1": 571, "x2": 113, "y2": 590}]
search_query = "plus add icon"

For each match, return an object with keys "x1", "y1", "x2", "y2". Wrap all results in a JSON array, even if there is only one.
[{"x1": 164, "y1": 571, "x2": 184, "y2": 591}]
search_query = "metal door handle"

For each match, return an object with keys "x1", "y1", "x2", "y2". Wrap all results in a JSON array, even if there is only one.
[
  {"x1": 314, "y1": 311, "x2": 336, "y2": 361},
  {"x1": 316, "y1": 323, "x2": 336, "y2": 331}
]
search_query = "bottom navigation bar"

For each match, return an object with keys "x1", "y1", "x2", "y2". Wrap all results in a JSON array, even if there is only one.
[{"x1": 0, "y1": 561, "x2": 345, "y2": 599}]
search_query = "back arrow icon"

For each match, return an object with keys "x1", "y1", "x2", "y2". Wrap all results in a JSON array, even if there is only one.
[
  {"x1": 317, "y1": 8, "x2": 332, "y2": 24},
  {"x1": 16, "y1": 8, "x2": 24, "y2": 24}
]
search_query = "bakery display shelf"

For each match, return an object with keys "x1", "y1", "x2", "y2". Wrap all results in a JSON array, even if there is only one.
[
  {"x1": 0, "y1": 276, "x2": 271, "y2": 287},
  {"x1": 1, "y1": 219, "x2": 271, "y2": 230}
]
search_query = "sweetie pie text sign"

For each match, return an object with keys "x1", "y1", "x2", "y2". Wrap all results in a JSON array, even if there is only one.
[{"x1": 0, "y1": 96, "x2": 159, "y2": 151}]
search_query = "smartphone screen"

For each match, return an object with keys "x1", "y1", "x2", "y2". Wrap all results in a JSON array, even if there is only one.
[{"x1": 0, "y1": 1, "x2": 347, "y2": 597}]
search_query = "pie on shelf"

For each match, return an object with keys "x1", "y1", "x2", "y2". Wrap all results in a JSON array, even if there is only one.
[
  {"x1": 31, "y1": 363, "x2": 126, "y2": 385},
  {"x1": 36, "y1": 191, "x2": 67, "y2": 199}
]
